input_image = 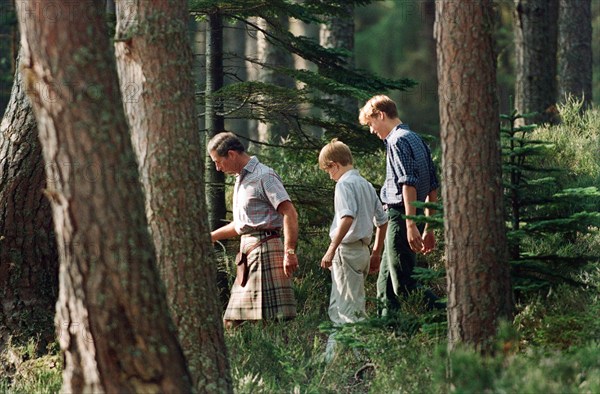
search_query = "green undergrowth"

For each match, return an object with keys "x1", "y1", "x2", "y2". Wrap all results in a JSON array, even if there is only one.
[
  {"x1": 0, "y1": 339, "x2": 61, "y2": 394},
  {"x1": 3, "y1": 104, "x2": 599, "y2": 393}
]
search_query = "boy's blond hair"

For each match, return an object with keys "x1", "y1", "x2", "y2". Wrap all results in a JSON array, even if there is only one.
[
  {"x1": 358, "y1": 94, "x2": 399, "y2": 125},
  {"x1": 318, "y1": 138, "x2": 353, "y2": 170}
]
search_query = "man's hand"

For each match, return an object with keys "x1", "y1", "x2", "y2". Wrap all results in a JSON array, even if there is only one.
[{"x1": 283, "y1": 253, "x2": 298, "y2": 277}]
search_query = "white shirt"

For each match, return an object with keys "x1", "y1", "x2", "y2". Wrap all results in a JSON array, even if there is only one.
[{"x1": 330, "y1": 169, "x2": 387, "y2": 244}]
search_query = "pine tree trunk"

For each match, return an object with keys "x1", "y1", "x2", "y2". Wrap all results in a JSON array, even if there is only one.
[
  {"x1": 113, "y1": 1, "x2": 232, "y2": 391},
  {"x1": 16, "y1": 3, "x2": 192, "y2": 391},
  {"x1": 435, "y1": 0, "x2": 513, "y2": 352},
  {"x1": 224, "y1": 19, "x2": 250, "y2": 139},
  {"x1": 0, "y1": 55, "x2": 58, "y2": 352},
  {"x1": 557, "y1": 0, "x2": 592, "y2": 108},
  {"x1": 205, "y1": 11, "x2": 227, "y2": 232},
  {"x1": 256, "y1": 15, "x2": 295, "y2": 143},
  {"x1": 319, "y1": 3, "x2": 357, "y2": 120},
  {"x1": 514, "y1": 0, "x2": 559, "y2": 124},
  {"x1": 244, "y1": 17, "x2": 260, "y2": 142}
]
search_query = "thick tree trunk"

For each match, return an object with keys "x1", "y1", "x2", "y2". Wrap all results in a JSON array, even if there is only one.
[
  {"x1": 0, "y1": 55, "x2": 58, "y2": 352},
  {"x1": 113, "y1": 1, "x2": 232, "y2": 392},
  {"x1": 557, "y1": 0, "x2": 592, "y2": 108},
  {"x1": 16, "y1": 2, "x2": 192, "y2": 392},
  {"x1": 435, "y1": 0, "x2": 513, "y2": 352},
  {"x1": 513, "y1": 0, "x2": 559, "y2": 124},
  {"x1": 319, "y1": 3, "x2": 357, "y2": 119},
  {"x1": 205, "y1": 11, "x2": 227, "y2": 232}
]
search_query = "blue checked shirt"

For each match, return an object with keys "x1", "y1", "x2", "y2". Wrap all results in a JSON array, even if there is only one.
[{"x1": 381, "y1": 124, "x2": 439, "y2": 205}]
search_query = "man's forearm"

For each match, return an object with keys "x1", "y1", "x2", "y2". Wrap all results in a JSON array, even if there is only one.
[
  {"x1": 210, "y1": 222, "x2": 237, "y2": 242},
  {"x1": 278, "y1": 201, "x2": 298, "y2": 251}
]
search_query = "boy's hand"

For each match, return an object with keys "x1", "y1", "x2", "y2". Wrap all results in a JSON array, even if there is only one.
[
  {"x1": 320, "y1": 248, "x2": 335, "y2": 270},
  {"x1": 369, "y1": 253, "x2": 381, "y2": 274},
  {"x1": 422, "y1": 230, "x2": 435, "y2": 254}
]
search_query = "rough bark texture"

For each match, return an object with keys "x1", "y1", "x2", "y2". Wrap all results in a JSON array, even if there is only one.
[
  {"x1": 16, "y1": 2, "x2": 192, "y2": 392},
  {"x1": 513, "y1": 0, "x2": 559, "y2": 124},
  {"x1": 113, "y1": 2, "x2": 232, "y2": 392},
  {"x1": 557, "y1": 0, "x2": 593, "y2": 107},
  {"x1": 205, "y1": 11, "x2": 227, "y2": 233},
  {"x1": 0, "y1": 56, "x2": 58, "y2": 352},
  {"x1": 319, "y1": 3, "x2": 357, "y2": 120},
  {"x1": 435, "y1": 0, "x2": 513, "y2": 352}
]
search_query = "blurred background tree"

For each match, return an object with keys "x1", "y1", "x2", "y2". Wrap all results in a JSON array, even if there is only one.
[{"x1": 0, "y1": 0, "x2": 18, "y2": 114}]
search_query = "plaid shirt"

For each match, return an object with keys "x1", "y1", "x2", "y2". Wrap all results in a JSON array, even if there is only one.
[
  {"x1": 381, "y1": 124, "x2": 439, "y2": 204},
  {"x1": 234, "y1": 156, "x2": 290, "y2": 234}
]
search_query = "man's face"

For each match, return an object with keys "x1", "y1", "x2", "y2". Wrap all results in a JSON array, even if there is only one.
[
  {"x1": 365, "y1": 112, "x2": 387, "y2": 140},
  {"x1": 209, "y1": 150, "x2": 237, "y2": 174}
]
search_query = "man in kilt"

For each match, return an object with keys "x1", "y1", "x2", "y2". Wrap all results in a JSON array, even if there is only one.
[{"x1": 208, "y1": 132, "x2": 298, "y2": 329}]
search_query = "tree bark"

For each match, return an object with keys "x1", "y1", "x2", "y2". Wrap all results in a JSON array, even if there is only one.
[
  {"x1": 256, "y1": 15, "x2": 296, "y2": 143},
  {"x1": 557, "y1": 0, "x2": 592, "y2": 108},
  {"x1": 16, "y1": 2, "x2": 192, "y2": 392},
  {"x1": 513, "y1": 0, "x2": 559, "y2": 124},
  {"x1": 435, "y1": 0, "x2": 513, "y2": 352},
  {"x1": 205, "y1": 10, "x2": 227, "y2": 232},
  {"x1": 0, "y1": 54, "x2": 58, "y2": 352},
  {"x1": 224, "y1": 19, "x2": 250, "y2": 139},
  {"x1": 113, "y1": 1, "x2": 232, "y2": 392},
  {"x1": 319, "y1": 3, "x2": 357, "y2": 119}
]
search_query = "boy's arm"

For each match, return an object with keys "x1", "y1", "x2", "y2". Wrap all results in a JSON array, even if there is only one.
[
  {"x1": 321, "y1": 216, "x2": 353, "y2": 269},
  {"x1": 369, "y1": 221, "x2": 387, "y2": 274},
  {"x1": 403, "y1": 185, "x2": 423, "y2": 253},
  {"x1": 422, "y1": 188, "x2": 437, "y2": 254}
]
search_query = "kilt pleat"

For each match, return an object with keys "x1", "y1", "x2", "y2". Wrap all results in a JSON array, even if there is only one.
[{"x1": 224, "y1": 234, "x2": 296, "y2": 321}]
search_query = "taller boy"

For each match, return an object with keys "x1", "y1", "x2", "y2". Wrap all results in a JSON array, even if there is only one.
[{"x1": 359, "y1": 95, "x2": 440, "y2": 316}]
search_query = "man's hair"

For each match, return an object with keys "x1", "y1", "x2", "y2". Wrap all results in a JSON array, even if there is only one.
[
  {"x1": 207, "y1": 131, "x2": 245, "y2": 157},
  {"x1": 318, "y1": 138, "x2": 353, "y2": 169},
  {"x1": 358, "y1": 94, "x2": 399, "y2": 125}
]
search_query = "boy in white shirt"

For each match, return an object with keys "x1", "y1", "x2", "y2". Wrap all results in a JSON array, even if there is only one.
[{"x1": 319, "y1": 139, "x2": 388, "y2": 360}]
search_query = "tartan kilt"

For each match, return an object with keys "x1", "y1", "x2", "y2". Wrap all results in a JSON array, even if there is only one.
[{"x1": 224, "y1": 234, "x2": 297, "y2": 321}]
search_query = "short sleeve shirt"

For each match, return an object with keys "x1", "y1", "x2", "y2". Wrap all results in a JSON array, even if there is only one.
[
  {"x1": 330, "y1": 169, "x2": 388, "y2": 244},
  {"x1": 233, "y1": 156, "x2": 290, "y2": 234},
  {"x1": 381, "y1": 124, "x2": 439, "y2": 204}
]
